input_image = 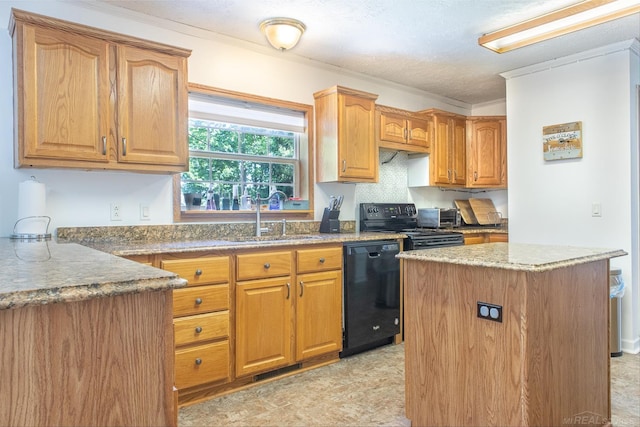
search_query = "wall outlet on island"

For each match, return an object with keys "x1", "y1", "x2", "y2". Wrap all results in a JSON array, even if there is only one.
[{"x1": 110, "y1": 203, "x2": 123, "y2": 221}]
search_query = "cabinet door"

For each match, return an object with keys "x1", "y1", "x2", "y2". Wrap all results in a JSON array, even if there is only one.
[
  {"x1": 379, "y1": 112, "x2": 407, "y2": 144},
  {"x1": 468, "y1": 119, "x2": 506, "y2": 188},
  {"x1": 235, "y1": 276, "x2": 293, "y2": 376},
  {"x1": 296, "y1": 270, "x2": 343, "y2": 360},
  {"x1": 451, "y1": 117, "x2": 467, "y2": 185},
  {"x1": 117, "y1": 45, "x2": 188, "y2": 167},
  {"x1": 432, "y1": 116, "x2": 451, "y2": 185},
  {"x1": 17, "y1": 24, "x2": 110, "y2": 163},
  {"x1": 338, "y1": 93, "x2": 377, "y2": 181},
  {"x1": 407, "y1": 117, "x2": 430, "y2": 149}
]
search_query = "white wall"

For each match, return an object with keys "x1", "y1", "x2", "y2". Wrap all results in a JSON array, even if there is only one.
[
  {"x1": 0, "y1": 0, "x2": 483, "y2": 237},
  {"x1": 504, "y1": 40, "x2": 640, "y2": 353}
]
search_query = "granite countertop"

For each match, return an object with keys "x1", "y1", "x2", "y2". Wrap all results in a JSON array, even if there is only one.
[
  {"x1": 397, "y1": 242, "x2": 626, "y2": 272},
  {"x1": 81, "y1": 232, "x2": 407, "y2": 256},
  {"x1": 0, "y1": 239, "x2": 186, "y2": 310}
]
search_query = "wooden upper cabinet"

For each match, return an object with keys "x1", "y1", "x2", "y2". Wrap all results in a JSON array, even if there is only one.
[
  {"x1": 116, "y1": 46, "x2": 187, "y2": 167},
  {"x1": 467, "y1": 117, "x2": 507, "y2": 188},
  {"x1": 15, "y1": 24, "x2": 111, "y2": 163},
  {"x1": 10, "y1": 9, "x2": 191, "y2": 173},
  {"x1": 376, "y1": 106, "x2": 431, "y2": 153},
  {"x1": 428, "y1": 110, "x2": 467, "y2": 186},
  {"x1": 314, "y1": 86, "x2": 378, "y2": 183}
]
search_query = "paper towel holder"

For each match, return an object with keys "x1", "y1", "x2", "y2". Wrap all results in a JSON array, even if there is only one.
[{"x1": 10, "y1": 216, "x2": 51, "y2": 241}]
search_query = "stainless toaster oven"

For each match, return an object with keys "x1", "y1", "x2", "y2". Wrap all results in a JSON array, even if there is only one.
[{"x1": 417, "y1": 208, "x2": 461, "y2": 228}]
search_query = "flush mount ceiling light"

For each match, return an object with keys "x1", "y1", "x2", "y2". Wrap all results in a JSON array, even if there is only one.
[
  {"x1": 478, "y1": 0, "x2": 640, "y2": 53},
  {"x1": 260, "y1": 18, "x2": 306, "y2": 51}
]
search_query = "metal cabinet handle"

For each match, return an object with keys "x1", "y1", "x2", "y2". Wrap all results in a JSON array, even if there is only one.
[
  {"x1": 404, "y1": 128, "x2": 408, "y2": 140},
  {"x1": 447, "y1": 169, "x2": 451, "y2": 181},
  {"x1": 195, "y1": 269, "x2": 203, "y2": 276},
  {"x1": 319, "y1": 257, "x2": 325, "y2": 263},
  {"x1": 299, "y1": 281, "x2": 304, "y2": 297},
  {"x1": 342, "y1": 159, "x2": 346, "y2": 172},
  {"x1": 101, "y1": 136, "x2": 106, "y2": 155},
  {"x1": 474, "y1": 171, "x2": 478, "y2": 181},
  {"x1": 195, "y1": 326, "x2": 203, "y2": 333},
  {"x1": 264, "y1": 263, "x2": 270, "y2": 269},
  {"x1": 122, "y1": 137, "x2": 127, "y2": 156},
  {"x1": 195, "y1": 298, "x2": 203, "y2": 305},
  {"x1": 286, "y1": 282, "x2": 290, "y2": 299},
  {"x1": 195, "y1": 358, "x2": 202, "y2": 365}
]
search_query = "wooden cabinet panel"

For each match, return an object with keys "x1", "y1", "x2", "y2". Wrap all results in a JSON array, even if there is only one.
[
  {"x1": 235, "y1": 276, "x2": 293, "y2": 376},
  {"x1": 296, "y1": 246, "x2": 342, "y2": 273},
  {"x1": 116, "y1": 45, "x2": 187, "y2": 167},
  {"x1": 174, "y1": 341, "x2": 230, "y2": 389},
  {"x1": 488, "y1": 233, "x2": 508, "y2": 243},
  {"x1": 174, "y1": 311, "x2": 229, "y2": 347},
  {"x1": 376, "y1": 106, "x2": 431, "y2": 153},
  {"x1": 161, "y1": 256, "x2": 229, "y2": 286},
  {"x1": 467, "y1": 118, "x2": 507, "y2": 188},
  {"x1": 314, "y1": 86, "x2": 379, "y2": 183},
  {"x1": 379, "y1": 112, "x2": 406, "y2": 144},
  {"x1": 451, "y1": 117, "x2": 467, "y2": 185},
  {"x1": 236, "y1": 250, "x2": 292, "y2": 281},
  {"x1": 16, "y1": 23, "x2": 110, "y2": 164},
  {"x1": 296, "y1": 270, "x2": 343, "y2": 360},
  {"x1": 173, "y1": 284, "x2": 229, "y2": 317},
  {"x1": 407, "y1": 117, "x2": 431, "y2": 149}
]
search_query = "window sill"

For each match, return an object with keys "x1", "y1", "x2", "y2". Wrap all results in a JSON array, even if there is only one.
[{"x1": 176, "y1": 209, "x2": 314, "y2": 223}]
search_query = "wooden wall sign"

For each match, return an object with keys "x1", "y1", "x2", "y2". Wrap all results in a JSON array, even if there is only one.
[{"x1": 542, "y1": 121, "x2": 583, "y2": 161}]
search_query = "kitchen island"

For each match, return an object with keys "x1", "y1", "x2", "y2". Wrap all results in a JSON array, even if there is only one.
[
  {"x1": 398, "y1": 243, "x2": 626, "y2": 427},
  {"x1": 0, "y1": 238, "x2": 186, "y2": 426}
]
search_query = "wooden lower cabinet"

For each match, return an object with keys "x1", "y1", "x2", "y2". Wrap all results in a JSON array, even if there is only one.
[
  {"x1": 464, "y1": 232, "x2": 508, "y2": 245},
  {"x1": 296, "y1": 270, "x2": 343, "y2": 360},
  {"x1": 235, "y1": 276, "x2": 294, "y2": 376},
  {"x1": 174, "y1": 341, "x2": 230, "y2": 389}
]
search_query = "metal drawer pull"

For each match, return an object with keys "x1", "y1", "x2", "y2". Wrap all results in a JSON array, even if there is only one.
[
  {"x1": 122, "y1": 137, "x2": 127, "y2": 156},
  {"x1": 195, "y1": 298, "x2": 203, "y2": 305},
  {"x1": 299, "y1": 281, "x2": 304, "y2": 297},
  {"x1": 319, "y1": 258, "x2": 325, "y2": 263},
  {"x1": 264, "y1": 263, "x2": 270, "y2": 269},
  {"x1": 286, "y1": 282, "x2": 290, "y2": 299},
  {"x1": 342, "y1": 159, "x2": 346, "y2": 172},
  {"x1": 195, "y1": 326, "x2": 202, "y2": 333},
  {"x1": 195, "y1": 269, "x2": 203, "y2": 276},
  {"x1": 195, "y1": 358, "x2": 202, "y2": 365},
  {"x1": 101, "y1": 136, "x2": 106, "y2": 155}
]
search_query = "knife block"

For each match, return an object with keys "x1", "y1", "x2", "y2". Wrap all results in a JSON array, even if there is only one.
[{"x1": 319, "y1": 208, "x2": 340, "y2": 233}]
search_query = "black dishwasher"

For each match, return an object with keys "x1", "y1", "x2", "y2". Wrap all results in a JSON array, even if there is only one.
[{"x1": 341, "y1": 240, "x2": 400, "y2": 357}]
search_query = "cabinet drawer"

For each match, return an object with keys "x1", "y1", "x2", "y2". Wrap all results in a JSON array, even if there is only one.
[
  {"x1": 236, "y1": 251, "x2": 292, "y2": 281},
  {"x1": 174, "y1": 341, "x2": 229, "y2": 389},
  {"x1": 161, "y1": 256, "x2": 229, "y2": 287},
  {"x1": 173, "y1": 284, "x2": 229, "y2": 317},
  {"x1": 174, "y1": 311, "x2": 229, "y2": 347},
  {"x1": 297, "y1": 247, "x2": 342, "y2": 273}
]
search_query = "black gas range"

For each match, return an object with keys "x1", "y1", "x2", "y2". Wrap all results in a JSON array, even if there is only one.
[{"x1": 359, "y1": 203, "x2": 464, "y2": 249}]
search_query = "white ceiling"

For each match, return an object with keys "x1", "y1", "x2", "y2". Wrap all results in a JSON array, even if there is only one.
[{"x1": 91, "y1": 0, "x2": 639, "y2": 105}]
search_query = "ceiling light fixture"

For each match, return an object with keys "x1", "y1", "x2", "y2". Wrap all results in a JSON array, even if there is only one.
[
  {"x1": 260, "y1": 18, "x2": 306, "y2": 51},
  {"x1": 478, "y1": 0, "x2": 640, "y2": 53}
]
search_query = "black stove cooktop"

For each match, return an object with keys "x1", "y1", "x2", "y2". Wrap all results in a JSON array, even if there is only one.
[{"x1": 360, "y1": 203, "x2": 464, "y2": 249}]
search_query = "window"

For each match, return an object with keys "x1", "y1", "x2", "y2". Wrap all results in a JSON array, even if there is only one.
[{"x1": 176, "y1": 84, "x2": 313, "y2": 221}]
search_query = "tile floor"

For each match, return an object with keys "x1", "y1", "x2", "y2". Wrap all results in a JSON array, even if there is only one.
[{"x1": 179, "y1": 344, "x2": 640, "y2": 426}]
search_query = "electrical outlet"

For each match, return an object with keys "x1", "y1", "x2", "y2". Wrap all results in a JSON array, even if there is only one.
[
  {"x1": 477, "y1": 301, "x2": 502, "y2": 323},
  {"x1": 592, "y1": 203, "x2": 602, "y2": 217},
  {"x1": 110, "y1": 203, "x2": 123, "y2": 221}
]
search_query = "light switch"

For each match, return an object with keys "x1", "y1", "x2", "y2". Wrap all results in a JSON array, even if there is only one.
[
  {"x1": 140, "y1": 204, "x2": 150, "y2": 220},
  {"x1": 592, "y1": 203, "x2": 602, "y2": 217}
]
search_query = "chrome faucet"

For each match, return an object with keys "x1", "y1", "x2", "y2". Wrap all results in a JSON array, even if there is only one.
[{"x1": 254, "y1": 191, "x2": 289, "y2": 237}]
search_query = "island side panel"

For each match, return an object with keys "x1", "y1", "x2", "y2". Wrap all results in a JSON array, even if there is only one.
[
  {"x1": 525, "y1": 260, "x2": 610, "y2": 426},
  {"x1": 0, "y1": 290, "x2": 175, "y2": 427},
  {"x1": 404, "y1": 259, "x2": 528, "y2": 426}
]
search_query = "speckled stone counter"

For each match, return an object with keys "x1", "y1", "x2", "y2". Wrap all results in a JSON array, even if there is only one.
[
  {"x1": 0, "y1": 238, "x2": 186, "y2": 310},
  {"x1": 401, "y1": 242, "x2": 626, "y2": 427},
  {"x1": 398, "y1": 242, "x2": 625, "y2": 272}
]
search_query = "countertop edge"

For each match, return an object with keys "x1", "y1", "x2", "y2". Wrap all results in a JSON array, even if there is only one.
[
  {"x1": 397, "y1": 244, "x2": 627, "y2": 272},
  {"x1": 0, "y1": 276, "x2": 187, "y2": 311}
]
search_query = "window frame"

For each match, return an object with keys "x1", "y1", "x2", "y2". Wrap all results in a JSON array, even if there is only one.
[{"x1": 174, "y1": 83, "x2": 315, "y2": 222}]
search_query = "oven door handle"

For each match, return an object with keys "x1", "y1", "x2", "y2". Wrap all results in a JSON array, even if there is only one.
[{"x1": 368, "y1": 252, "x2": 381, "y2": 258}]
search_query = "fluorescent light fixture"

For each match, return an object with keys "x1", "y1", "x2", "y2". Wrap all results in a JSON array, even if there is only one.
[
  {"x1": 260, "y1": 18, "x2": 306, "y2": 51},
  {"x1": 479, "y1": 0, "x2": 640, "y2": 53}
]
